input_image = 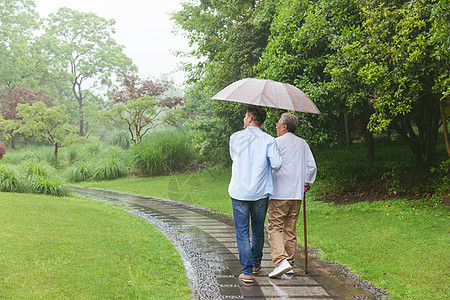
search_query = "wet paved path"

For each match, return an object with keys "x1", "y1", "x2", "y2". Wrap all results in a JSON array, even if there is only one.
[{"x1": 73, "y1": 187, "x2": 384, "y2": 299}]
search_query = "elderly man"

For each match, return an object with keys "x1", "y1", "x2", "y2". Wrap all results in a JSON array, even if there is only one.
[
  {"x1": 267, "y1": 113, "x2": 317, "y2": 278},
  {"x1": 229, "y1": 105, "x2": 282, "y2": 284}
]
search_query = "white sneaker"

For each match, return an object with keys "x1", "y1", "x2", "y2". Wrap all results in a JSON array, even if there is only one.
[
  {"x1": 286, "y1": 269, "x2": 294, "y2": 274},
  {"x1": 268, "y1": 258, "x2": 293, "y2": 278}
]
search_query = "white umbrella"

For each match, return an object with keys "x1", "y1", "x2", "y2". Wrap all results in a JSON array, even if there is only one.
[{"x1": 211, "y1": 78, "x2": 320, "y2": 114}]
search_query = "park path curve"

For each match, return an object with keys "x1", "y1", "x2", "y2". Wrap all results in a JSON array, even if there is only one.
[{"x1": 73, "y1": 186, "x2": 386, "y2": 300}]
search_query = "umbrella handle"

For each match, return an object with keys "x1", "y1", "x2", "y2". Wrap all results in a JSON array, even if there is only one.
[{"x1": 303, "y1": 192, "x2": 308, "y2": 274}]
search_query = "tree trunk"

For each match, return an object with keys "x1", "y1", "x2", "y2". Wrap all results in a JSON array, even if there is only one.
[
  {"x1": 344, "y1": 111, "x2": 352, "y2": 146},
  {"x1": 393, "y1": 94, "x2": 440, "y2": 167},
  {"x1": 11, "y1": 134, "x2": 15, "y2": 150},
  {"x1": 79, "y1": 104, "x2": 84, "y2": 137},
  {"x1": 54, "y1": 143, "x2": 59, "y2": 164},
  {"x1": 363, "y1": 101, "x2": 375, "y2": 160},
  {"x1": 73, "y1": 79, "x2": 84, "y2": 137},
  {"x1": 439, "y1": 100, "x2": 450, "y2": 158}
]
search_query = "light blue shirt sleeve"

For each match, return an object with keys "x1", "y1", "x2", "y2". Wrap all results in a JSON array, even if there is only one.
[{"x1": 267, "y1": 138, "x2": 282, "y2": 172}]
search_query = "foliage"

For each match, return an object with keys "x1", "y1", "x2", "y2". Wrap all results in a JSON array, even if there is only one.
[
  {"x1": 1, "y1": 145, "x2": 61, "y2": 167},
  {"x1": 16, "y1": 101, "x2": 81, "y2": 161},
  {"x1": 381, "y1": 162, "x2": 401, "y2": 196},
  {"x1": 64, "y1": 143, "x2": 131, "y2": 182},
  {"x1": 66, "y1": 161, "x2": 95, "y2": 183},
  {"x1": 42, "y1": 7, "x2": 134, "y2": 136},
  {"x1": 0, "y1": 164, "x2": 30, "y2": 193},
  {"x1": 0, "y1": 86, "x2": 53, "y2": 148},
  {"x1": 186, "y1": 116, "x2": 233, "y2": 167},
  {"x1": 104, "y1": 129, "x2": 131, "y2": 149},
  {"x1": 102, "y1": 96, "x2": 167, "y2": 144},
  {"x1": 430, "y1": 158, "x2": 450, "y2": 195},
  {"x1": 103, "y1": 70, "x2": 186, "y2": 144},
  {"x1": 30, "y1": 175, "x2": 71, "y2": 197},
  {"x1": 131, "y1": 128, "x2": 196, "y2": 176},
  {"x1": 92, "y1": 157, "x2": 128, "y2": 181},
  {"x1": 172, "y1": 0, "x2": 277, "y2": 154},
  {"x1": 256, "y1": 0, "x2": 362, "y2": 146},
  {"x1": 0, "y1": 159, "x2": 71, "y2": 196},
  {"x1": 18, "y1": 159, "x2": 56, "y2": 178},
  {"x1": 329, "y1": 0, "x2": 448, "y2": 166},
  {"x1": 0, "y1": 0, "x2": 44, "y2": 89}
]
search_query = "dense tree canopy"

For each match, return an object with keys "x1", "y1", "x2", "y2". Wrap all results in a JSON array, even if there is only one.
[
  {"x1": 0, "y1": 0, "x2": 45, "y2": 88},
  {"x1": 175, "y1": 0, "x2": 449, "y2": 167}
]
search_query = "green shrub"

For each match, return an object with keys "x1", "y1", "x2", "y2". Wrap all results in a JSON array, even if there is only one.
[
  {"x1": 19, "y1": 159, "x2": 56, "y2": 178},
  {"x1": 30, "y1": 176, "x2": 72, "y2": 197},
  {"x1": 0, "y1": 164, "x2": 30, "y2": 193},
  {"x1": 132, "y1": 128, "x2": 196, "y2": 176},
  {"x1": 66, "y1": 161, "x2": 95, "y2": 183},
  {"x1": 2, "y1": 146, "x2": 61, "y2": 167},
  {"x1": 92, "y1": 157, "x2": 128, "y2": 181}
]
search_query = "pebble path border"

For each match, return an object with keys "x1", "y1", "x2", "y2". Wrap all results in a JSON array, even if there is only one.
[{"x1": 73, "y1": 186, "x2": 388, "y2": 299}]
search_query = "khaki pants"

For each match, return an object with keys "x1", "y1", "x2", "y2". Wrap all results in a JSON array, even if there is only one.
[{"x1": 267, "y1": 199, "x2": 302, "y2": 267}]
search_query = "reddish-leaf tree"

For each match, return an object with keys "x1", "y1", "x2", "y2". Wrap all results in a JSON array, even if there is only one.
[
  {"x1": 0, "y1": 85, "x2": 52, "y2": 148},
  {"x1": 104, "y1": 70, "x2": 185, "y2": 144}
]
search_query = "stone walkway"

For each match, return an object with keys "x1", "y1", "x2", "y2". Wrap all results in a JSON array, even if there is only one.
[{"x1": 73, "y1": 186, "x2": 386, "y2": 299}]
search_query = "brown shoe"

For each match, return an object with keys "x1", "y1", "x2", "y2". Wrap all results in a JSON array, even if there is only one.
[
  {"x1": 239, "y1": 273, "x2": 254, "y2": 283},
  {"x1": 253, "y1": 265, "x2": 262, "y2": 274}
]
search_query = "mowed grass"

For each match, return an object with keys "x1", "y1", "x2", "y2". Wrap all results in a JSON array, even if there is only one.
[
  {"x1": 0, "y1": 192, "x2": 190, "y2": 299},
  {"x1": 305, "y1": 197, "x2": 449, "y2": 299},
  {"x1": 79, "y1": 168, "x2": 233, "y2": 215},
  {"x1": 79, "y1": 169, "x2": 450, "y2": 300}
]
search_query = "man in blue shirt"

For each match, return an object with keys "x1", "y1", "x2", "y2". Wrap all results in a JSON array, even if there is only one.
[{"x1": 229, "y1": 105, "x2": 282, "y2": 284}]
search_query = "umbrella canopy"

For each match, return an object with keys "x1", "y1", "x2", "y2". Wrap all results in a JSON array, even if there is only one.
[{"x1": 211, "y1": 78, "x2": 320, "y2": 114}]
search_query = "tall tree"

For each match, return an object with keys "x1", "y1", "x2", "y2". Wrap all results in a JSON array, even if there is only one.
[
  {"x1": 0, "y1": 0, "x2": 46, "y2": 89},
  {"x1": 256, "y1": 0, "x2": 362, "y2": 146},
  {"x1": 42, "y1": 7, "x2": 134, "y2": 136},
  {"x1": 348, "y1": 0, "x2": 447, "y2": 166}
]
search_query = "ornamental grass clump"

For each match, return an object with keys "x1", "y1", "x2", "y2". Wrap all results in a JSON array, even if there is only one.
[
  {"x1": 30, "y1": 175, "x2": 72, "y2": 197},
  {"x1": 92, "y1": 157, "x2": 128, "y2": 181},
  {"x1": 0, "y1": 164, "x2": 30, "y2": 193},
  {"x1": 132, "y1": 128, "x2": 196, "y2": 176},
  {"x1": 19, "y1": 159, "x2": 56, "y2": 178},
  {"x1": 66, "y1": 161, "x2": 95, "y2": 183}
]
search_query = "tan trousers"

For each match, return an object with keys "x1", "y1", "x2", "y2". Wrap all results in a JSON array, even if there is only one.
[{"x1": 267, "y1": 199, "x2": 302, "y2": 267}]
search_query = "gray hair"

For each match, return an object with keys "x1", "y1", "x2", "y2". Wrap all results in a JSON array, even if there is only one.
[{"x1": 279, "y1": 113, "x2": 298, "y2": 133}]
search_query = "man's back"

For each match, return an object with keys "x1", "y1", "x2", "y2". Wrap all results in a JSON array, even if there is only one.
[
  {"x1": 229, "y1": 126, "x2": 282, "y2": 201},
  {"x1": 272, "y1": 132, "x2": 316, "y2": 200}
]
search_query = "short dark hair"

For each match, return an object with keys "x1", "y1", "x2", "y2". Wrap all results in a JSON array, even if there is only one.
[
  {"x1": 247, "y1": 105, "x2": 266, "y2": 126},
  {"x1": 279, "y1": 113, "x2": 299, "y2": 133}
]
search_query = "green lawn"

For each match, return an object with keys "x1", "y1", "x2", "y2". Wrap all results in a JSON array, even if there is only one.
[
  {"x1": 0, "y1": 192, "x2": 190, "y2": 299},
  {"x1": 79, "y1": 170, "x2": 450, "y2": 300}
]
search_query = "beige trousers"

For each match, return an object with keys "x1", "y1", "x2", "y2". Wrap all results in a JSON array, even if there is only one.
[{"x1": 267, "y1": 199, "x2": 302, "y2": 267}]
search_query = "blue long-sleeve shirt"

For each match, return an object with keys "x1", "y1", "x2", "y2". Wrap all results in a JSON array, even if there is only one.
[{"x1": 228, "y1": 126, "x2": 282, "y2": 201}]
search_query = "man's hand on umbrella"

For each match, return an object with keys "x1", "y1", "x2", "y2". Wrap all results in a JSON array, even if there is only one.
[{"x1": 304, "y1": 183, "x2": 311, "y2": 193}]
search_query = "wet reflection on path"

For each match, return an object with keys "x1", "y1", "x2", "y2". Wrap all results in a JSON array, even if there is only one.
[{"x1": 73, "y1": 186, "x2": 384, "y2": 299}]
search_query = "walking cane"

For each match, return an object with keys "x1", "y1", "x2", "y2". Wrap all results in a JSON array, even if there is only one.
[{"x1": 303, "y1": 191, "x2": 308, "y2": 274}]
